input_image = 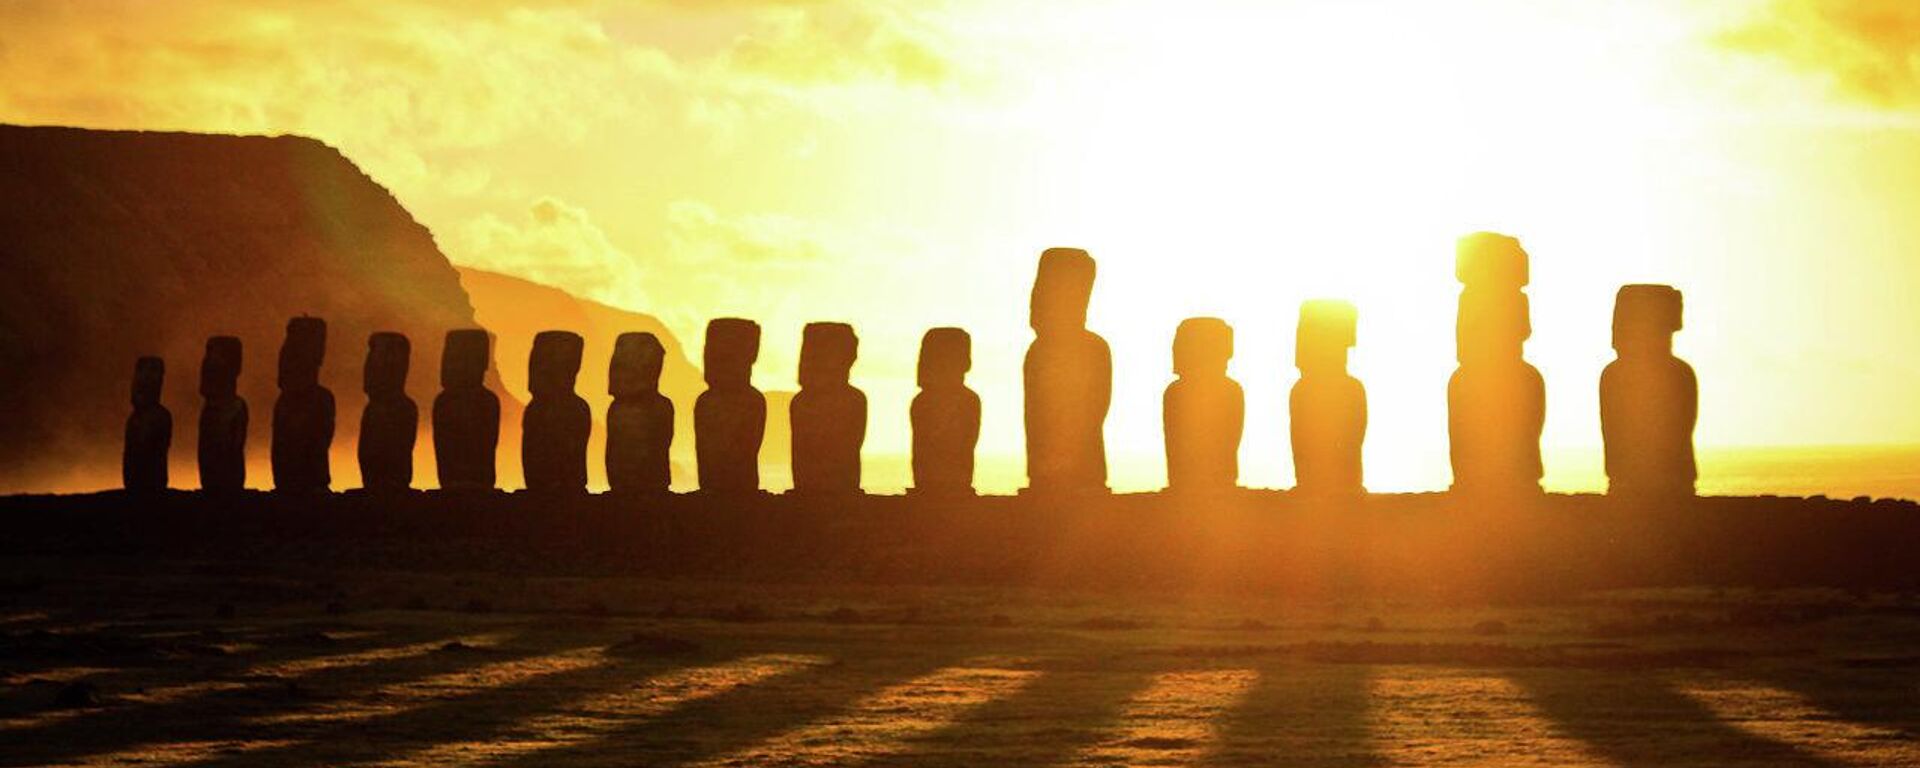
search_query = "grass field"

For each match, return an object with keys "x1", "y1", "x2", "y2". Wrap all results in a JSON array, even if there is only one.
[{"x1": 1, "y1": 557, "x2": 1916, "y2": 766}]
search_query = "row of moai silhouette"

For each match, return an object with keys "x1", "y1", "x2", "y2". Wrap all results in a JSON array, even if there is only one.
[{"x1": 121, "y1": 234, "x2": 1697, "y2": 497}]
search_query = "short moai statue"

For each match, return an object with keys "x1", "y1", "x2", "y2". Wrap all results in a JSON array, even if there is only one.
[
  {"x1": 358, "y1": 332, "x2": 416, "y2": 491},
  {"x1": 1447, "y1": 232, "x2": 1545, "y2": 495},
  {"x1": 1163, "y1": 317, "x2": 1243, "y2": 493},
  {"x1": 522, "y1": 330, "x2": 590, "y2": 493},
  {"x1": 790, "y1": 322, "x2": 867, "y2": 495},
  {"x1": 123, "y1": 356, "x2": 172, "y2": 491},
  {"x1": 695, "y1": 318, "x2": 766, "y2": 493},
  {"x1": 271, "y1": 316, "x2": 335, "y2": 493},
  {"x1": 433, "y1": 329, "x2": 500, "y2": 490},
  {"x1": 607, "y1": 332, "x2": 674, "y2": 494},
  {"x1": 197, "y1": 336, "x2": 248, "y2": 492},
  {"x1": 1291, "y1": 300, "x2": 1367, "y2": 496},
  {"x1": 910, "y1": 328, "x2": 980, "y2": 496},
  {"x1": 1023, "y1": 247, "x2": 1112, "y2": 495},
  {"x1": 1601, "y1": 284, "x2": 1697, "y2": 497}
]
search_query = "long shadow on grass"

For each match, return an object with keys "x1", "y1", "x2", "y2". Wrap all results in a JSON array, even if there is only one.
[
  {"x1": 0, "y1": 630, "x2": 535, "y2": 768},
  {"x1": 1509, "y1": 668, "x2": 1848, "y2": 767},
  {"x1": 865, "y1": 663, "x2": 1157, "y2": 767},
  {"x1": 488, "y1": 650, "x2": 967, "y2": 768},
  {"x1": 1212, "y1": 660, "x2": 1372, "y2": 767}
]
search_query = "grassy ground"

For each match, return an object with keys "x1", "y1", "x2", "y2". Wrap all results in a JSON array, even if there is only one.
[{"x1": 0, "y1": 557, "x2": 1916, "y2": 766}]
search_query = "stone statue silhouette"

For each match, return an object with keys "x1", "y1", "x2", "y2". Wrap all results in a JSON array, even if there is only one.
[
  {"x1": 522, "y1": 330, "x2": 590, "y2": 493},
  {"x1": 607, "y1": 331, "x2": 674, "y2": 494},
  {"x1": 1163, "y1": 317, "x2": 1242, "y2": 493},
  {"x1": 695, "y1": 318, "x2": 766, "y2": 494},
  {"x1": 1448, "y1": 233, "x2": 1545, "y2": 495},
  {"x1": 357, "y1": 332, "x2": 416, "y2": 491},
  {"x1": 1601, "y1": 284, "x2": 1697, "y2": 497},
  {"x1": 271, "y1": 317, "x2": 334, "y2": 493},
  {"x1": 790, "y1": 322, "x2": 867, "y2": 495},
  {"x1": 1023, "y1": 247, "x2": 1111, "y2": 495},
  {"x1": 910, "y1": 327, "x2": 979, "y2": 496},
  {"x1": 123, "y1": 356, "x2": 171, "y2": 492},
  {"x1": 433, "y1": 329, "x2": 499, "y2": 491},
  {"x1": 1291, "y1": 300, "x2": 1367, "y2": 496},
  {"x1": 197, "y1": 336, "x2": 248, "y2": 492}
]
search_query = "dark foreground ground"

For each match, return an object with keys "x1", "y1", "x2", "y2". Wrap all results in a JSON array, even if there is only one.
[{"x1": 1, "y1": 554, "x2": 1917, "y2": 767}]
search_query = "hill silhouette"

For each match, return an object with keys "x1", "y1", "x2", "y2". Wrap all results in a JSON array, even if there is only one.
[{"x1": 0, "y1": 124, "x2": 514, "y2": 492}]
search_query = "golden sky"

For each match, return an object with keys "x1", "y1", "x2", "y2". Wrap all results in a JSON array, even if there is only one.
[{"x1": 4, "y1": 0, "x2": 1917, "y2": 493}]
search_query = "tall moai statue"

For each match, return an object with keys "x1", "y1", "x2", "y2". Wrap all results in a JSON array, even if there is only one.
[
  {"x1": 1448, "y1": 232, "x2": 1545, "y2": 494},
  {"x1": 1291, "y1": 300, "x2": 1367, "y2": 496},
  {"x1": 123, "y1": 356, "x2": 172, "y2": 492},
  {"x1": 1023, "y1": 247, "x2": 1112, "y2": 494},
  {"x1": 433, "y1": 329, "x2": 500, "y2": 490},
  {"x1": 1601, "y1": 284, "x2": 1697, "y2": 497},
  {"x1": 1163, "y1": 317, "x2": 1243, "y2": 493},
  {"x1": 790, "y1": 322, "x2": 867, "y2": 495},
  {"x1": 695, "y1": 318, "x2": 766, "y2": 493},
  {"x1": 910, "y1": 327, "x2": 980, "y2": 496},
  {"x1": 523, "y1": 330, "x2": 590, "y2": 493},
  {"x1": 272, "y1": 316, "x2": 334, "y2": 493},
  {"x1": 358, "y1": 332, "x2": 416, "y2": 491},
  {"x1": 607, "y1": 332, "x2": 674, "y2": 494},
  {"x1": 197, "y1": 336, "x2": 248, "y2": 492}
]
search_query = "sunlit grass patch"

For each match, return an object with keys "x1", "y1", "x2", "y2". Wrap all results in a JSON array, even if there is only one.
[
  {"x1": 382, "y1": 652, "x2": 827, "y2": 765},
  {"x1": 1368, "y1": 668, "x2": 1615, "y2": 766},
  {"x1": 691, "y1": 659, "x2": 1039, "y2": 766},
  {"x1": 1675, "y1": 676, "x2": 1920, "y2": 766},
  {"x1": 1072, "y1": 667, "x2": 1257, "y2": 766},
  {"x1": 245, "y1": 644, "x2": 608, "y2": 725}
]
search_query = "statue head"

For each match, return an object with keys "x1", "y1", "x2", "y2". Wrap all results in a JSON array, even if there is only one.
[
  {"x1": 1030, "y1": 247, "x2": 1096, "y2": 332},
  {"x1": 917, "y1": 327, "x2": 971, "y2": 388},
  {"x1": 1173, "y1": 317, "x2": 1233, "y2": 378},
  {"x1": 276, "y1": 316, "x2": 327, "y2": 391},
  {"x1": 199, "y1": 336, "x2": 242, "y2": 400},
  {"x1": 1613, "y1": 283, "x2": 1683, "y2": 357},
  {"x1": 609, "y1": 332, "x2": 666, "y2": 397},
  {"x1": 798, "y1": 322, "x2": 858, "y2": 389},
  {"x1": 703, "y1": 318, "x2": 761, "y2": 389},
  {"x1": 131, "y1": 356, "x2": 164, "y2": 408},
  {"x1": 1295, "y1": 299, "x2": 1357, "y2": 373},
  {"x1": 440, "y1": 329, "x2": 491, "y2": 390},
  {"x1": 363, "y1": 332, "x2": 411, "y2": 397},
  {"x1": 528, "y1": 330, "x2": 585, "y2": 398},
  {"x1": 1456, "y1": 231, "x2": 1529, "y2": 290}
]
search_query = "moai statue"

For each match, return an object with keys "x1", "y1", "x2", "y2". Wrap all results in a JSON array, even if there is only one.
[
  {"x1": 522, "y1": 330, "x2": 590, "y2": 493},
  {"x1": 1601, "y1": 284, "x2": 1697, "y2": 497},
  {"x1": 910, "y1": 327, "x2": 980, "y2": 496},
  {"x1": 1291, "y1": 300, "x2": 1367, "y2": 496},
  {"x1": 1023, "y1": 247, "x2": 1112, "y2": 495},
  {"x1": 271, "y1": 316, "x2": 334, "y2": 493},
  {"x1": 433, "y1": 329, "x2": 500, "y2": 490},
  {"x1": 123, "y1": 356, "x2": 172, "y2": 492},
  {"x1": 607, "y1": 332, "x2": 674, "y2": 494},
  {"x1": 1163, "y1": 317, "x2": 1243, "y2": 493},
  {"x1": 197, "y1": 336, "x2": 248, "y2": 492},
  {"x1": 790, "y1": 322, "x2": 867, "y2": 495},
  {"x1": 1447, "y1": 233, "x2": 1545, "y2": 495},
  {"x1": 357, "y1": 332, "x2": 416, "y2": 491},
  {"x1": 695, "y1": 318, "x2": 766, "y2": 493}
]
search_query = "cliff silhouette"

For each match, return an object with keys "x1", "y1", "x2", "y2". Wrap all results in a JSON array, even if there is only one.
[{"x1": 0, "y1": 124, "x2": 514, "y2": 492}]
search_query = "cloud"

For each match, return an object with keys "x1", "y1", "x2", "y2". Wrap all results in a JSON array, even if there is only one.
[
  {"x1": 717, "y1": 3, "x2": 957, "y2": 89},
  {"x1": 1719, "y1": 0, "x2": 1920, "y2": 109},
  {"x1": 448, "y1": 196, "x2": 651, "y2": 308}
]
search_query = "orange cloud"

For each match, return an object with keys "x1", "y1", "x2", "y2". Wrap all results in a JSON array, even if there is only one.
[{"x1": 1720, "y1": 0, "x2": 1920, "y2": 109}]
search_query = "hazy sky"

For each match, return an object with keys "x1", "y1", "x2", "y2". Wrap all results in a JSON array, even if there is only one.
[{"x1": 3, "y1": 0, "x2": 1916, "y2": 492}]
